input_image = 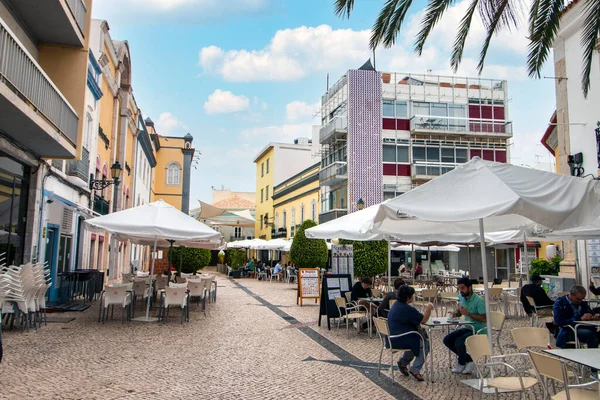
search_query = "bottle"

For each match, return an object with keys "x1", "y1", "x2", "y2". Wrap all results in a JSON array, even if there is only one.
[{"x1": 547, "y1": 343, "x2": 552, "y2": 350}]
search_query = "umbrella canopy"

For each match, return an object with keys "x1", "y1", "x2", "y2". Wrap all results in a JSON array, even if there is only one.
[
  {"x1": 305, "y1": 204, "x2": 385, "y2": 241},
  {"x1": 84, "y1": 200, "x2": 222, "y2": 247},
  {"x1": 393, "y1": 244, "x2": 460, "y2": 252},
  {"x1": 262, "y1": 238, "x2": 292, "y2": 250},
  {"x1": 373, "y1": 158, "x2": 600, "y2": 235}
]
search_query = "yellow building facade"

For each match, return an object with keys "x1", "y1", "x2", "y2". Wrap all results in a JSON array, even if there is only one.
[
  {"x1": 272, "y1": 163, "x2": 320, "y2": 240},
  {"x1": 254, "y1": 147, "x2": 275, "y2": 239}
]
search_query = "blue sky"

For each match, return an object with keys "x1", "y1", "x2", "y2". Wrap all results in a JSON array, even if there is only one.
[{"x1": 93, "y1": 0, "x2": 557, "y2": 204}]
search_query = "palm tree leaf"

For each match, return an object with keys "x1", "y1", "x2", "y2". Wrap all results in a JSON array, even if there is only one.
[
  {"x1": 580, "y1": 0, "x2": 600, "y2": 97},
  {"x1": 526, "y1": 0, "x2": 562, "y2": 79},
  {"x1": 528, "y1": 0, "x2": 542, "y2": 35},
  {"x1": 477, "y1": 0, "x2": 519, "y2": 73},
  {"x1": 370, "y1": 0, "x2": 414, "y2": 49},
  {"x1": 415, "y1": 0, "x2": 455, "y2": 55},
  {"x1": 451, "y1": 0, "x2": 480, "y2": 72},
  {"x1": 334, "y1": 0, "x2": 355, "y2": 18}
]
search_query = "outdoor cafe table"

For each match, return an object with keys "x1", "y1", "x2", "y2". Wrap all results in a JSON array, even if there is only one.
[
  {"x1": 358, "y1": 297, "x2": 384, "y2": 337},
  {"x1": 543, "y1": 348, "x2": 600, "y2": 380},
  {"x1": 422, "y1": 317, "x2": 475, "y2": 383}
]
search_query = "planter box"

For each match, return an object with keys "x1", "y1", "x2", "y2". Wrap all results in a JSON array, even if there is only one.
[{"x1": 230, "y1": 269, "x2": 242, "y2": 279}]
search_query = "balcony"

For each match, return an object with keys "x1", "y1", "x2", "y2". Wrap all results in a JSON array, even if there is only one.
[
  {"x1": 66, "y1": 147, "x2": 89, "y2": 182},
  {"x1": 320, "y1": 161, "x2": 348, "y2": 186},
  {"x1": 4, "y1": 0, "x2": 86, "y2": 47},
  {"x1": 229, "y1": 235, "x2": 245, "y2": 242},
  {"x1": 93, "y1": 195, "x2": 109, "y2": 215},
  {"x1": 410, "y1": 115, "x2": 513, "y2": 138},
  {"x1": 411, "y1": 163, "x2": 457, "y2": 181},
  {"x1": 272, "y1": 227, "x2": 287, "y2": 239},
  {"x1": 0, "y1": 21, "x2": 78, "y2": 158},
  {"x1": 319, "y1": 209, "x2": 347, "y2": 224},
  {"x1": 320, "y1": 116, "x2": 348, "y2": 145}
]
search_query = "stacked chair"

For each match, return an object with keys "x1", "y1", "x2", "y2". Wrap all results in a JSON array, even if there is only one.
[{"x1": 1, "y1": 262, "x2": 51, "y2": 331}]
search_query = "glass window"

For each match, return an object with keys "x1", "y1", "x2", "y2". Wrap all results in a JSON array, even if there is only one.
[
  {"x1": 426, "y1": 146, "x2": 440, "y2": 162},
  {"x1": 383, "y1": 100, "x2": 395, "y2": 117},
  {"x1": 456, "y1": 148, "x2": 468, "y2": 163},
  {"x1": 413, "y1": 102, "x2": 430, "y2": 116},
  {"x1": 397, "y1": 146, "x2": 409, "y2": 163},
  {"x1": 441, "y1": 148, "x2": 454, "y2": 163},
  {"x1": 166, "y1": 163, "x2": 180, "y2": 185},
  {"x1": 261, "y1": 163, "x2": 264, "y2": 177},
  {"x1": 431, "y1": 103, "x2": 448, "y2": 117},
  {"x1": 266, "y1": 185, "x2": 269, "y2": 200},
  {"x1": 395, "y1": 101, "x2": 408, "y2": 118},
  {"x1": 300, "y1": 204, "x2": 304, "y2": 223},
  {"x1": 412, "y1": 146, "x2": 425, "y2": 162},
  {"x1": 383, "y1": 192, "x2": 396, "y2": 201},
  {"x1": 383, "y1": 145, "x2": 396, "y2": 162},
  {"x1": 261, "y1": 189, "x2": 264, "y2": 203},
  {"x1": 449, "y1": 104, "x2": 467, "y2": 131},
  {"x1": 311, "y1": 200, "x2": 316, "y2": 221}
]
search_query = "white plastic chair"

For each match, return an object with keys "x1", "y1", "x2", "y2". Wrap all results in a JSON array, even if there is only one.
[
  {"x1": 160, "y1": 286, "x2": 188, "y2": 323},
  {"x1": 101, "y1": 285, "x2": 132, "y2": 324}
]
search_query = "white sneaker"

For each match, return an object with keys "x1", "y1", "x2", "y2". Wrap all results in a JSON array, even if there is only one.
[
  {"x1": 452, "y1": 364, "x2": 465, "y2": 373},
  {"x1": 353, "y1": 322, "x2": 358, "y2": 329},
  {"x1": 462, "y1": 362, "x2": 476, "y2": 374}
]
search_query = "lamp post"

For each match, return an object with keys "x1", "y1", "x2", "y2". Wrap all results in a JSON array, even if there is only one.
[
  {"x1": 89, "y1": 161, "x2": 122, "y2": 213},
  {"x1": 357, "y1": 198, "x2": 365, "y2": 211}
]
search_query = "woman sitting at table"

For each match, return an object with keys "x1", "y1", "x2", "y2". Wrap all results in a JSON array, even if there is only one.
[{"x1": 388, "y1": 285, "x2": 432, "y2": 381}]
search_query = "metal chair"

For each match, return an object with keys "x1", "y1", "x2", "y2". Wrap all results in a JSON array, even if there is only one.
[
  {"x1": 526, "y1": 296, "x2": 554, "y2": 327},
  {"x1": 334, "y1": 297, "x2": 369, "y2": 338}
]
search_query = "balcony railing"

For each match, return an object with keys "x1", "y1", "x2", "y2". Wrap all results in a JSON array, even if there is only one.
[
  {"x1": 66, "y1": 0, "x2": 87, "y2": 34},
  {"x1": 229, "y1": 235, "x2": 245, "y2": 242},
  {"x1": 93, "y1": 195, "x2": 109, "y2": 215},
  {"x1": 0, "y1": 21, "x2": 78, "y2": 145},
  {"x1": 67, "y1": 147, "x2": 89, "y2": 182},
  {"x1": 320, "y1": 161, "x2": 347, "y2": 186},
  {"x1": 320, "y1": 116, "x2": 348, "y2": 144},
  {"x1": 410, "y1": 115, "x2": 512, "y2": 136},
  {"x1": 319, "y1": 209, "x2": 348, "y2": 224}
]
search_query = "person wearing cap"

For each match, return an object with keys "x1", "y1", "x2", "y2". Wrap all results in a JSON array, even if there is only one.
[{"x1": 520, "y1": 274, "x2": 554, "y2": 315}]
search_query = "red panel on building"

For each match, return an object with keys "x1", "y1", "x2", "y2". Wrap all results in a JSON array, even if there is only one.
[
  {"x1": 495, "y1": 150, "x2": 507, "y2": 163},
  {"x1": 382, "y1": 118, "x2": 396, "y2": 130},
  {"x1": 493, "y1": 107, "x2": 505, "y2": 120},
  {"x1": 397, "y1": 164, "x2": 411, "y2": 176},
  {"x1": 383, "y1": 163, "x2": 396, "y2": 175},
  {"x1": 480, "y1": 105, "x2": 493, "y2": 119},
  {"x1": 470, "y1": 149, "x2": 482, "y2": 159},
  {"x1": 397, "y1": 119, "x2": 410, "y2": 131},
  {"x1": 469, "y1": 105, "x2": 481, "y2": 118},
  {"x1": 482, "y1": 150, "x2": 494, "y2": 161}
]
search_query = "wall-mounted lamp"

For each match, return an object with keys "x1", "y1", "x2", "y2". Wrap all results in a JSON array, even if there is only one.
[{"x1": 357, "y1": 198, "x2": 365, "y2": 210}]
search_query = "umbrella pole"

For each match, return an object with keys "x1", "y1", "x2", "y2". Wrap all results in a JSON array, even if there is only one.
[
  {"x1": 521, "y1": 233, "x2": 528, "y2": 289},
  {"x1": 179, "y1": 246, "x2": 184, "y2": 275},
  {"x1": 428, "y1": 246, "x2": 432, "y2": 277},
  {"x1": 478, "y1": 218, "x2": 494, "y2": 352},
  {"x1": 387, "y1": 240, "x2": 391, "y2": 293},
  {"x1": 467, "y1": 246, "x2": 471, "y2": 278},
  {"x1": 134, "y1": 235, "x2": 159, "y2": 323}
]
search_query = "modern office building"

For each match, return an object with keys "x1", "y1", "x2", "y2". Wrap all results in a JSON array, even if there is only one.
[{"x1": 319, "y1": 61, "x2": 512, "y2": 223}]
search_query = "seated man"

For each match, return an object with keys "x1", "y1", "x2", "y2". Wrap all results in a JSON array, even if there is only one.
[
  {"x1": 553, "y1": 285, "x2": 600, "y2": 348},
  {"x1": 377, "y1": 278, "x2": 406, "y2": 318},
  {"x1": 272, "y1": 261, "x2": 283, "y2": 280},
  {"x1": 521, "y1": 274, "x2": 554, "y2": 315},
  {"x1": 443, "y1": 277, "x2": 487, "y2": 375},
  {"x1": 351, "y1": 277, "x2": 373, "y2": 302},
  {"x1": 388, "y1": 285, "x2": 432, "y2": 382},
  {"x1": 286, "y1": 263, "x2": 296, "y2": 283}
]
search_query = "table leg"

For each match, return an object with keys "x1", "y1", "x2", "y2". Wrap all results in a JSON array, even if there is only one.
[{"x1": 429, "y1": 326, "x2": 434, "y2": 383}]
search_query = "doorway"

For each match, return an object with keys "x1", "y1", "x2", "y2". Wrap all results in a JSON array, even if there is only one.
[{"x1": 45, "y1": 224, "x2": 59, "y2": 302}]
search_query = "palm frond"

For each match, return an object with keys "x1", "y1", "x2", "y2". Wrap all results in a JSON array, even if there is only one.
[
  {"x1": 526, "y1": 0, "x2": 562, "y2": 79},
  {"x1": 451, "y1": 0, "x2": 480, "y2": 71},
  {"x1": 528, "y1": 0, "x2": 542, "y2": 36},
  {"x1": 370, "y1": 0, "x2": 414, "y2": 49},
  {"x1": 334, "y1": 0, "x2": 355, "y2": 18},
  {"x1": 580, "y1": 0, "x2": 600, "y2": 97},
  {"x1": 477, "y1": 0, "x2": 519, "y2": 73},
  {"x1": 415, "y1": 0, "x2": 455, "y2": 55}
]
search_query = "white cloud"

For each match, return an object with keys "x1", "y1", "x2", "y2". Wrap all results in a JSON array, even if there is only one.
[
  {"x1": 253, "y1": 96, "x2": 269, "y2": 111},
  {"x1": 198, "y1": 25, "x2": 372, "y2": 82},
  {"x1": 93, "y1": 0, "x2": 274, "y2": 23},
  {"x1": 240, "y1": 123, "x2": 313, "y2": 141},
  {"x1": 285, "y1": 100, "x2": 320, "y2": 122},
  {"x1": 154, "y1": 112, "x2": 188, "y2": 135},
  {"x1": 510, "y1": 130, "x2": 555, "y2": 171},
  {"x1": 204, "y1": 89, "x2": 250, "y2": 114}
]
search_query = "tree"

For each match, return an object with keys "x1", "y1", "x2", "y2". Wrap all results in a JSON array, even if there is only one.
[
  {"x1": 225, "y1": 249, "x2": 246, "y2": 270},
  {"x1": 290, "y1": 220, "x2": 329, "y2": 268},
  {"x1": 168, "y1": 247, "x2": 211, "y2": 274},
  {"x1": 530, "y1": 256, "x2": 561, "y2": 277},
  {"x1": 334, "y1": 0, "x2": 600, "y2": 96},
  {"x1": 339, "y1": 239, "x2": 388, "y2": 279}
]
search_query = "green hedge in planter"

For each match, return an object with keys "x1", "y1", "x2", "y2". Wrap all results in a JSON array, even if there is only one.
[
  {"x1": 339, "y1": 239, "x2": 388, "y2": 279},
  {"x1": 167, "y1": 247, "x2": 211, "y2": 274},
  {"x1": 225, "y1": 249, "x2": 246, "y2": 270},
  {"x1": 290, "y1": 220, "x2": 328, "y2": 269}
]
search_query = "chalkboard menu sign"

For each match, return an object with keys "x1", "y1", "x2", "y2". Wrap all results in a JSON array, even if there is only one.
[
  {"x1": 318, "y1": 274, "x2": 353, "y2": 330},
  {"x1": 297, "y1": 268, "x2": 321, "y2": 306}
]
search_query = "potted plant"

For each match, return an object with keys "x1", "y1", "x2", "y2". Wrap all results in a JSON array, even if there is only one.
[{"x1": 226, "y1": 249, "x2": 245, "y2": 278}]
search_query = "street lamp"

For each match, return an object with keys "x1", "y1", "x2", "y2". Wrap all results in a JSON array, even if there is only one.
[
  {"x1": 90, "y1": 161, "x2": 123, "y2": 213},
  {"x1": 357, "y1": 198, "x2": 365, "y2": 210}
]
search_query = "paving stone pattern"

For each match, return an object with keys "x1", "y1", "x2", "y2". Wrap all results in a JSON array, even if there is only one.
[{"x1": 1, "y1": 269, "x2": 550, "y2": 399}]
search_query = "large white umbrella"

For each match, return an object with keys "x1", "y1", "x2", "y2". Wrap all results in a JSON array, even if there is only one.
[
  {"x1": 85, "y1": 200, "x2": 222, "y2": 321},
  {"x1": 372, "y1": 157, "x2": 600, "y2": 349},
  {"x1": 262, "y1": 238, "x2": 293, "y2": 250}
]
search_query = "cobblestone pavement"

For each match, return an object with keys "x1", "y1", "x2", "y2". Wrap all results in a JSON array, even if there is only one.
[
  {"x1": 2, "y1": 270, "x2": 404, "y2": 400},
  {"x1": 0, "y1": 270, "x2": 562, "y2": 399}
]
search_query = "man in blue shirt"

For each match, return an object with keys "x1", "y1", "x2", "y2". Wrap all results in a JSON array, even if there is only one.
[
  {"x1": 388, "y1": 285, "x2": 432, "y2": 381},
  {"x1": 272, "y1": 261, "x2": 283, "y2": 281},
  {"x1": 443, "y1": 277, "x2": 487, "y2": 375},
  {"x1": 553, "y1": 285, "x2": 600, "y2": 348}
]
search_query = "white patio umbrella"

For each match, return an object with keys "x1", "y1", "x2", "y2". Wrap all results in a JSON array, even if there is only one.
[
  {"x1": 85, "y1": 200, "x2": 222, "y2": 322},
  {"x1": 372, "y1": 157, "x2": 600, "y2": 349},
  {"x1": 262, "y1": 238, "x2": 293, "y2": 250}
]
